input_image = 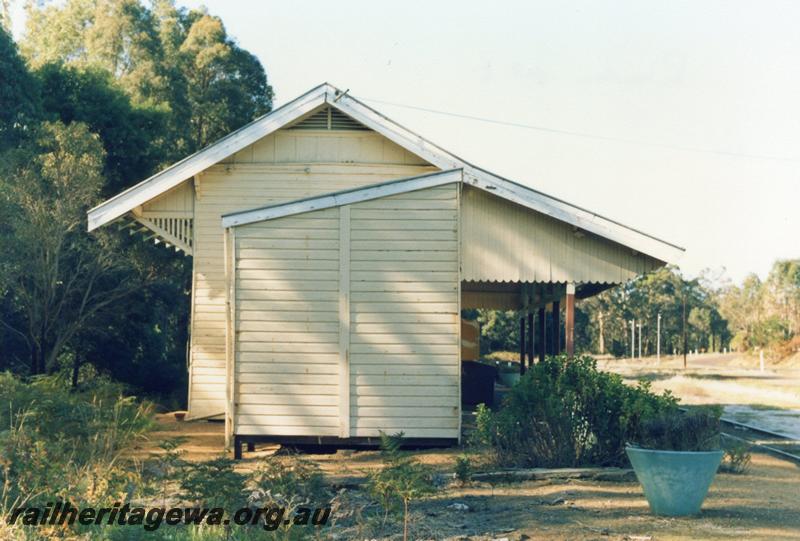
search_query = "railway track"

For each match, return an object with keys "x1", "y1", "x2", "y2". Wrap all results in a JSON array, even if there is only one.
[
  {"x1": 718, "y1": 416, "x2": 800, "y2": 465},
  {"x1": 676, "y1": 407, "x2": 800, "y2": 464}
]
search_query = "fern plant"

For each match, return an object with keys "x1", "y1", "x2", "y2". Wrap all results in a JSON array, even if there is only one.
[{"x1": 367, "y1": 432, "x2": 435, "y2": 541}]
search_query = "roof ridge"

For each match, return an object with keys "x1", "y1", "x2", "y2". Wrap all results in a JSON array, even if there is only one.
[{"x1": 87, "y1": 82, "x2": 683, "y2": 262}]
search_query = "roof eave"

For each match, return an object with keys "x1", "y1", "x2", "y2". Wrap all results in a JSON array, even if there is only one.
[
  {"x1": 462, "y1": 170, "x2": 684, "y2": 263},
  {"x1": 87, "y1": 83, "x2": 335, "y2": 231},
  {"x1": 87, "y1": 81, "x2": 684, "y2": 264}
]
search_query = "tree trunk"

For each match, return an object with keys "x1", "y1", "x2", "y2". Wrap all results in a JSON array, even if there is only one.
[
  {"x1": 598, "y1": 312, "x2": 605, "y2": 354},
  {"x1": 32, "y1": 345, "x2": 46, "y2": 375},
  {"x1": 71, "y1": 355, "x2": 80, "y2": 388}
]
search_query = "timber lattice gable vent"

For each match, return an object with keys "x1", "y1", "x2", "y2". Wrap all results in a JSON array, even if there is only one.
[{"x1": 288, "y1": 106, "x2": 370, "y2": 131}]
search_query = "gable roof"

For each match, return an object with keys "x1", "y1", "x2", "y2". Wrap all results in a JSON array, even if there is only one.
[
  {"x1": 87, "y1": 82, "x2": 684, "y2": 263},
  {"x1": 221, "y1": 169, "x2": 462, "y2": 228}
]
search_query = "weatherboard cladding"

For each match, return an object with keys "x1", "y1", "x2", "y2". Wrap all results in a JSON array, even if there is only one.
[
  {"x1": 181, "y1": 130, "x2": 433, "y2": 419},
  {"x1": 232, "y1": 185, "x2": 460, "y2": 439},
  {"x1": 94, "y1": 82, "x2": 682, "y2": 427},
  {"x1": 221, "y1": 169, "x2": 462, "y2": 228}
]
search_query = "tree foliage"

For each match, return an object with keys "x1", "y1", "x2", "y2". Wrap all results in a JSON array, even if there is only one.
[
  {"x1": 718, "y1": 260, "x2": 800, "y2": 351},
  {"x1": 36, "y1": 63, "x2": 169, "y2": 194},
  {"x1": 0, "y1": 121, "x2": 151, "y2": 375},
  {"x1": 0, "y1": 29, "x2": 40, "y2": 151},
  {"x1": 470, "y1": 262, "x2": 800, "y2": 359},
  {"x1": 577, "y1": 266, "x2": 730, "y2": 357},
  {"x1": 22, "y1": 0, "x2": 273, "y2": 155},
  {"x1": 0, "y1": 1, "x2": 272, "y2": 403}
]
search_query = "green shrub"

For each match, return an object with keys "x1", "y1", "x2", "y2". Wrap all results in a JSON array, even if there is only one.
[
  {"x1": 721, "y1": 441, "x2": 752, "y2": 474},
  {"x1": 0, "y1": 372, "x2": 154, "y2": 514},
  {"x1": 146, "y1": 437, "x2": 188, "y2": 506},
  {"x1": 246, "y1": 454, "x2": 329, "y2": 536},
  {"x1": 180, "y1": 457, "x2": 246, "y2": 514},
  {"x1": 453, "y1": 455, "x2": 472, "y2": 486},
  {"x1": 472, "y1": 403, "x2": 494, "y2": 448},
  {"x1": 479, "y1": 354, "x2": 678, "y2": 467},
  {"x1": 632, "y1": 407, "x2": 721, "y2": 451},
  {"x1": 367, "y1": 432, "x2": 436, "y2": 541}
]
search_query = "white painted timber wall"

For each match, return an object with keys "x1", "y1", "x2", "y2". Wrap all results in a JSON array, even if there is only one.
[
  {"x1": 348, "y1": 184, "x2": 461, "y2": 439},
  {"x1": 231, "y1": 184, "x2": 460, "y2": 439},
  {"x1": 460, "y1": 186, "x2": 662, "y2": 284},
  {"x1": 189, "y1": 128, "x2": 434, "y2": 418},
  {"x1": 233, "y1": 208, "x2": 342, "y2": 436},
  {"x1": 141, "y1": 181, "x2": 194, "y2": 216}
]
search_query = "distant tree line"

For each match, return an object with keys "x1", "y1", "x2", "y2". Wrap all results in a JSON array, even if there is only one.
[
  {"x1": 717, "y1": 260, "x2": 800, "y2": 353},
  {"x1": 472, "y1": 261, "x2": 800, "y2": 359},
  {"x1": 0, "y1": 0, "x2": 272, "y2": 404}
]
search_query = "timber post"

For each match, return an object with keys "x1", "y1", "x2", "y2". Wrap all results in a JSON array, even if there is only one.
[
  {"x1": 538, "y1": 307, "x2": 546, "y2": 363},
  {"x1": 552, "y1": 301, "x2": 560, "y2": 355},
  {"x1": 566, "y1": 282, "x2": 576, "y2": 356},
  {"x1": 527, "y1": 311, "x2": 535, "y2": 366},
  {"x1": 519, "y1": 316, "x2": 526, "y2": 374}
]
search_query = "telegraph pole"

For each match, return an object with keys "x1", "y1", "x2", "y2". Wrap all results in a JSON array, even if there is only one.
[
  {"x1": 637, "y1": 322, "x2": 642, "y2": 359},
  {"x1": 682, "y1": 293, "x2": 687, "y2": 369},
  {"x1": 630, "y1": 319, "x2": 635, "y2": 359},
  {"x1": 656, "y1": 313, "x2": 661, "y2": 364}
]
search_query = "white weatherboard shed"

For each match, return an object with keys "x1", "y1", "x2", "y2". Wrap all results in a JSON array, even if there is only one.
[{"x1": 88, "y1": 83, "x2": 683, "y2": 455}]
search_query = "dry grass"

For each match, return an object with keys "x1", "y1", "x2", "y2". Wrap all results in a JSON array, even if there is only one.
[
  {"x1": 597, "y1": 353, "x2": 800, "y2": 410},
  {"x1": 137, "y1": 352, "x2": 800, "y2": 539}
]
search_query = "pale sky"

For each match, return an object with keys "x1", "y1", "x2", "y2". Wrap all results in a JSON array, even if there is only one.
[{"x1": 12, "y1": 1, "x2": 800, "y2": 284}]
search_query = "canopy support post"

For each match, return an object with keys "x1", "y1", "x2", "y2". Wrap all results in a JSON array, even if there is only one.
[
  {"x1": 538, "y1": 307, "x2": 546, "y2": 363},
  {"x1": 527, "y1": 311, "x2": 534, "y2": 366},
  {"x1": 519, "y1": 316, "x2": 526, "y2": 375},
  {"x1": 552, "y1": 301, "x2": 561, "y2": 355},
  {"x1": 566, "y1": 283, "x2": 576, "y2": 356}
]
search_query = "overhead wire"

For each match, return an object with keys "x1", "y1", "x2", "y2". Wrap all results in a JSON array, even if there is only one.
[{"x1": 361, "y1": 97, "x2": 800, "y2": 164}]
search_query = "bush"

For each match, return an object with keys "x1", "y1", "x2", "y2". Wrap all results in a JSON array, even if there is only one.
[
  {"x1": 0, "y1": 372, "x2": 154, "y2": 514},
  {"x1": 453, "y1": 455, "x2": 472, "y2": 486},
  {"x1": 632, "y1": 407, "x2": 721, "y2": 451},
  {"x1": 477, "y1": 354, "x2": 678, "y2": 467},
  {"x1": 721, "y1": 441, "x2": 752, "y2": 474},
  {"x1": 367, "y1": 432, "x2": 436, "y2": 541},
  {"x1": 246, "y1": 454, "x2": 329, "y2": 535},
  {"x1": 180, "y1": 457, "x2": 247, "y2": 514}
]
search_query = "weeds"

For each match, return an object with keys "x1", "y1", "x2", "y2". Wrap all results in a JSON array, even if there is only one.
[
  {"x1": 246, "y1": 454, "x2": 329, "y2": 538},
  {"x1": 181, "y1": 457, "x2": 246, "y2": 513},
  {"x1": 0, "y1": 372, "x2": 154, "y2": 514},
  {"x1": 453, "y1": 455, "x2": 472, "y2": 486},
  {"x1": 366, "y1": 432, "x2": 436, "y2": 541},
  {"x1": 721, "y1": 441, "x2": 752, "y2": 474}
]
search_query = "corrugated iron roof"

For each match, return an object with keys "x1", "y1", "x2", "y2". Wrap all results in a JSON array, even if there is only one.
[{"x1": 87, "y1": 82, "x2": 684, "y2": 263}]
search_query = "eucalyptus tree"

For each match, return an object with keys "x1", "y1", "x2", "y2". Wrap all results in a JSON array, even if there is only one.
[
  {"x1": 22, "y1": 0, "x2": 273, "y2": 158},
  {"x1": 0, "y1": 122, "x2": 152, "y2": 375}
]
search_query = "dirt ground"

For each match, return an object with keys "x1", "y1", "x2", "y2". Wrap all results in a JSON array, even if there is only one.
[
  {"x1": 138, "y1": 411, "x2": 800, "y2": 540},
  {"x1": 133, "y1": 353, "x2": 800, "y2": 540}
]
